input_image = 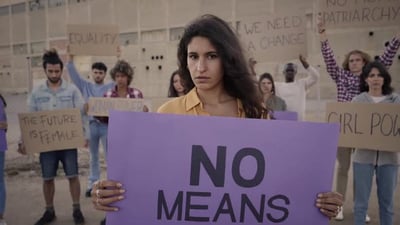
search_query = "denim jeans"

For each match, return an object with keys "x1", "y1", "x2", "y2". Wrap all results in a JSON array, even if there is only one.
[
  {"x1": 353, "y1": 162, "x2": 398, "y2": 225},
  {"x1": 88, "y1": 120, "x2": 108, "y2": 189},
  {"x1": 0, "y1": 151, "x2": 5, "y2": 215},
  {"x1": 39, "y1": 149, "x2": 78, "y2": 180}
]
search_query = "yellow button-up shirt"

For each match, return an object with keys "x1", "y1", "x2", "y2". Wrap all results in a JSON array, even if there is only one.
[{"x1": 157, "y1": 88, "x2": 245, "y2": 118}]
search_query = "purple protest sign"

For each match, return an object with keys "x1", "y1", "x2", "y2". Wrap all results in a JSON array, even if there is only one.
[
  {"x1": 107, "y1": 111, "x2": 339, "y2": 225},
  {"x1": 0, "y1": 101, "x2": 7, "y2": 151},
  {"x1": 273, "y1": 111, "x2": 298, "y2": 121}
]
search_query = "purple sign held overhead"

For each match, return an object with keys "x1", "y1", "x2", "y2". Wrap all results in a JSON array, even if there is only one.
[{"x1": 107, "y1": 111, "x2": 339, "y2": 225}]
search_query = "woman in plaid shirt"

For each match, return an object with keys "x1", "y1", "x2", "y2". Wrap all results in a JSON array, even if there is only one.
[{"x1": 318, "y1": 18, "x2": 400, "y2": 222}]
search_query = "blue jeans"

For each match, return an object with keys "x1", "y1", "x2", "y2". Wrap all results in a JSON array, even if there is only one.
[
  {"x1": 353, "y1": 162, "x2": 398, "y2": 225},
  {"x1": 39, "y1": 149, "x2": 78, "y2": 180},
  {"x1": 0, "y1": 151, "x2": 5, "y2": 215},
  {"x1": 88, "y1": 120, "x2": 108, "y2": 189}
]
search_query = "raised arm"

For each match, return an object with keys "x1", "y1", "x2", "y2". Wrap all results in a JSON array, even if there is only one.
[
  {"x1": 299, "y1": 54, "x2": 319, "y2": 90},
  {"x1": 248, "y1": 57, "x2": 257, "y2": 77},
  {"x1": 379, "y1": 32, "x2": 400, "y2": 69},
  {"x1": 66, "y1": 45, "x2": 90, "y2": 93},
  {"x1": 318, "y1": 16, "x2": 343, "y2": 83}
]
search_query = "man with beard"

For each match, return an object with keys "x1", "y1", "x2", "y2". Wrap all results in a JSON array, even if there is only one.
[
  {"x1": 18, "y1": 49, "x2": 85, "y2": 225},
  {"x1": 275, "y1": 55, "x2": 319, "y2": 121},
  {"x1": 67, "y1": 49, "x2": 115, "y2": 198}
]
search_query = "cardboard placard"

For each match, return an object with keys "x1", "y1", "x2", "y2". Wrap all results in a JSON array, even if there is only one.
[
  {"x1": 18, "y1": 109, "x2": 85, "y2": 153},
  {"x1": 67, "y1": 24, "x2": 119, "y2": 56},
  {"x1": 237, "y1": 11, "x2": 307, "y2": 61},
  {"x1": 319, "y1": 0, "x2": 400, "y2": 28},
  {"x1": 87, "y1": 97, "x2": 147, "y2": 116},
  {"x1": 326, "y1": 102, "x2": 400, "y2": 152}
]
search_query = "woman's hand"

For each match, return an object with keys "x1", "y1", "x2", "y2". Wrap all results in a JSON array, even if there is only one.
[
  {"x1": 91, "y1": 180, "x2": 126, "y2": 212},
  {"x1": 316, "y1": 191, "x2": 343, "y2": 218}
]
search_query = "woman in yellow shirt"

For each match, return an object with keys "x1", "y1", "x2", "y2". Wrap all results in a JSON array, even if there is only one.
[
  {"x1": 91, "y1": 14, "x2": 342, "y2": 219},
  {"x1": 158, "y1": 15, "x2": 265, "y2": 119}
]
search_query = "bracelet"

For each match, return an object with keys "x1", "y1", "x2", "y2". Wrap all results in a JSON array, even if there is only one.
[{"x1": 319, "y1": 29, "x2": 326, "y2": 34}]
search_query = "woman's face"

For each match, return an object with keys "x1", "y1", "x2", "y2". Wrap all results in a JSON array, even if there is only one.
[
  {"x1": 260, "y1": 78, "x2": 273, "y2": 95},
  {"x1": 172, "y1": 74, "x2": 185, "y2": 94},
  {"x1": 365, "y1": 67, "x2": 384, "y2": 91},
  {"x1": 187, "y1": 36, "x2": 224, "y2": 92}
]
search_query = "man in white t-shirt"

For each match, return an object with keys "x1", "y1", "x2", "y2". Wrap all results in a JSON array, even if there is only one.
[{"x1": 275, "y1": 55, "x2": 319, "y2": 121}]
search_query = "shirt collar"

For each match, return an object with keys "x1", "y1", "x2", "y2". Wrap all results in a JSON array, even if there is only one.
[
  {"x1": 185, "y1": 88, "x2": 245, "y2": 117},
  {"x1": 185, "y1": 88, "x2": 202, "y2": 112}
]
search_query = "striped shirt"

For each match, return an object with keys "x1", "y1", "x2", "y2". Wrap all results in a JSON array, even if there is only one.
[{"x1": 320, "y1": 37, "x2": 400, "y2": 102}]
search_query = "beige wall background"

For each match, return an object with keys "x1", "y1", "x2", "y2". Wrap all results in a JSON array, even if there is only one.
[{"x1": 0, "y1": 0, "x2": 399, "y2": 103}]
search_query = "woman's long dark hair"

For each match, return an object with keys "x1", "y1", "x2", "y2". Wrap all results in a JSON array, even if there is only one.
[
  {"x1": 177, "y1": 14, "x2": 266, "y2": 118},
  {"x1": 360, "y1": 61, "x2": 393, "y2": 95}
]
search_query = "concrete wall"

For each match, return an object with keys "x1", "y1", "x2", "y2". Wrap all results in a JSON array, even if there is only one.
[{"x1": 0, "y1": 0, "x2": 399, "y2": 100}]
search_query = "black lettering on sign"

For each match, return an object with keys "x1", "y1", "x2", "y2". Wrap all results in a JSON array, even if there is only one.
[
  {"x1": 69, "y1": 32, "x2": 118, "y2": 45},
  {"x1": 190, "y1": 145, "x2": 226, "y2": 187},
  {"x1": 322, "y1": 6, "x2": 400, "y2": 24},
  {"x1": 327, "y1": 112, "x2": 364, "y2": 135},
  {"x1": 243, "y1": 22, "x2": 263, "y2": 35},
  {"x1": 232, "y1": 148, "x2": 265, "y2": 188},
  {"x1": 29, "y1": 129, "x2": 79, "y2": 145},
  {"x1": 259, "y1": 33, "x2": 305, "y2": 50},
  {"x1": 157, "y1": 191, "x2": 290, "y2": 223},
  {"x1": 38, "y1": 114, "x2": 77, "y2": 127},
  {"x1": 265, "y1": 16, "x2": 303, "y2": 30},
  {"x1": 157, "y1": 190, "x2": 183, "y2": 220},
  {"x1": 90, "y1": 100, "x2": 115, "y2": 115},
  {"x1": 21, "y1": 116, "x2": 38, "y2": 126},
  {"x1": 370, "y1": 113, "x2": 400, "y2": 137},
  {"x1": 185, "y1": 191, "x2": 211, "y2": 222},
  {"x1": 213, "y1": 193, "x2": 236, "y2": 222},
  {"x1": 238, "y1": 15, "x2": 305, "y2": 52},
  {"x1": 240, "y1": 194, "x2": 265, "y2": 222},
  {"x1": 266, "y1": 194, "x2": 290, "y2": 223},
  {"x1": 190, "y1": 145, "x2": 265, "y2": 188}
]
